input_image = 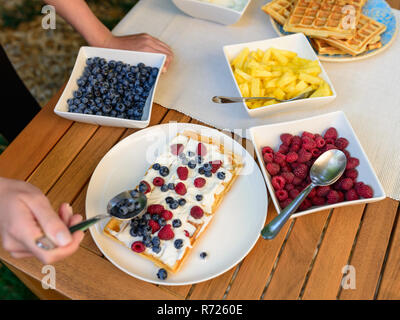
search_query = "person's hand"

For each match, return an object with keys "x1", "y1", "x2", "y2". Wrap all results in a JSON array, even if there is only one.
[
  {"x1": 101, "y1": 33, "x2": 174, "y2": 72},
  {"x1": 0, "y1": 178, "x2": 84, "y2": 264}
]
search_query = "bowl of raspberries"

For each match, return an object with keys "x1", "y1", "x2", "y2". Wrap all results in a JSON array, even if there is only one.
[
  {"x1": 250, "y1": 111, "x2": 385, "y2": 218},
  {"x1": 54, "y1": 46, "x2": 166, "y2": 128}
]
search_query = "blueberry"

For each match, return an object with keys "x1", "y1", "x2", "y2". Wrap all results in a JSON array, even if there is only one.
[
  {"x1": 157, "y1": 268, "x2": 168, "y2": 280},
  {"x1": 152, "y1": 214, "x2": 160, "y2": 221},
  {"x1": 151, "y1": 67, "x2": 159, "y2": 77},
  {"x1": 167, "y1": 183, "x2": 175, "y2": 190},
  {"x1": 174, "y1": 239, "x2": 184, "y2": 249},
  {"x1": 152, "y1": 163, "x2": 161, "y2": 170},
  {"x1": 129, "y1": 227, "x2": 138, "y2": 237},
  {"x1": 217, "y1": 172, "x2": 226, "y2": 180},
  {"x1": 198, "y1": 167, "x2": 205, "y2": 175},
  {"x1": 152, "y1": 237, "x2": 160, "y2": 247},
  {"x1": 205, "y1": 171, "x2": 212, "y2": 178},
  {"x1": 130, "y1": 219, "x2": 139, "y2": 227},
  {"x1": 172, "y1": 219, "x2": 182, "y2": 228},
  {"x1": 197, "y1": 156, "x2": 204, "y2": 164},
  {"x1": 178, "y1": 198, "x2": 186, "y2": 206},
  {"x1": 143, "y1": 213, "x2": 151, "y2": 221},
  {"x1": 152, "y1": 246, "x2": 161, "y2": 254},
  {"x1": 169, "y1": 200, "x2": 179, "y2": 210},
  {"x1": 165, "y1": 196, "x2": 174, "y2": 204},
  {"x1": 188, "y1": 160, "x2": 197, "y2": 169},
  {"x1": 200, "y1": 252, "x2": 208, "y2": 259},
  {"x1": 160, "y1": 184, "x2": 168, "y2": 192},
  {"x1": 158, "y1": 217, "x2": 166, "y2": 227},
  {"x1": 203, "y1": 163, "x2": 212, "y2": 171},
  {"x1": 187, "y1": 151, "x2": 195, "y2": 157},
  {"x1": 138, "y1": 181, "x2": 149, "y2": 193},
  {"x1": 159, "y1": 166, "x2": 170, "y2": 177},
  {"x1": 196, "y1": 194, "x2": 203, "y2": 201}
]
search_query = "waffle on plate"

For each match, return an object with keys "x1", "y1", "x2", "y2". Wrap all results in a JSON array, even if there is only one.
[{"x1": 104, "y1": 130, "x2": 243, "y2": 274}]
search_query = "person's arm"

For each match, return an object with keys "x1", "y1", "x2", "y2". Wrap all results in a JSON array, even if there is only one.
[
  {"x1": 44, "y1": 0, "x2": 173, "y2": 71},
  {"x1": 0, "y1": 178, "x2": 84, "y2": 263}
]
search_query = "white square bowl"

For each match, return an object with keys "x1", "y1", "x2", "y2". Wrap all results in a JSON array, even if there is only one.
[
  {"x1": 249, "y1": 111, "x2": 386, "y2": 219},
  {"x1": 172, "y1": 0, "x2": 251, "y2": 25},
  {"x1": 223, "y1": 33, "x2": 337, "y2": 118},
  {"x1": 54, "y1": 46, "x2": 166, "y2": 129}
]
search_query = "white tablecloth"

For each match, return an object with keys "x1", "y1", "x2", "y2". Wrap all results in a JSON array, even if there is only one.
[{"x1": 113, "y1": 0, "x2": 400, "y2": 200}]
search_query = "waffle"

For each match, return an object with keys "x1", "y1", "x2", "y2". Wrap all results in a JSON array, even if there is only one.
[
  {"x1": 318, "y1": 14, "x2": 386, "y2": 55},
  {"x1": 104, "y1": 130, "x2": 243, "y2": 274},
  {"x1": 262, "y1": 0, "x2": 295, "y2": 25},
  {"x1": 283, "y1": 0, "x2": 364, "y2": 39}
]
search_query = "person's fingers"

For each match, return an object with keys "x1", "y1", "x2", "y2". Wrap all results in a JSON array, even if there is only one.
[
  {"x1": 68, "y1": 214, "x2": 83, "y2": 227},
  {"x1": 10, "y1": 251, "x2": 33, "y2": 259},
  {"x1": 58, "y1": 203, "x2": 73, "y2": 225},
  {"x1": 21, "y1": 193, "x2": 72, "y2": 247}
]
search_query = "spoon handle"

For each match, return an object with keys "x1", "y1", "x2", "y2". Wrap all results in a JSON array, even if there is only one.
[
  {"x1": 261, "y1": 183, "x2": 315, "y2": 240},
  {"x1": 35, "y1": 214, "x2": 109, "y2": 250},
  {"x1": 213, "y1": 96, "x2": 277, "y2": 103}
]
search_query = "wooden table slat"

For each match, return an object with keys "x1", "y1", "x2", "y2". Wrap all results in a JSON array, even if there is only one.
[{"x1": 338, "y1": 198, "x2": 398, "y2": 299}]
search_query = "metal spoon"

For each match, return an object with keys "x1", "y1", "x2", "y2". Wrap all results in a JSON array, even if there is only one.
[
  {"x1": 212, "y1": 89, "x2": 316, "y2": 104},
  {"x1": 261, "y1": 149, "x2": 347, "y2": 240},
  {"x1": 35, "y1": 189, "x2": 147, "y2": 250}
]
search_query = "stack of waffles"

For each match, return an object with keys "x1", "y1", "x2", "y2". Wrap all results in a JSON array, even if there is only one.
[{"x1": 262, "y1": 0, "x2": 386, "y2": 56}]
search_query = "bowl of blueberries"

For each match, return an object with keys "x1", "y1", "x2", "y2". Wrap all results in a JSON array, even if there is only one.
[{"x1": 54, "y1": 46, "x2": 166, "y2": 128}]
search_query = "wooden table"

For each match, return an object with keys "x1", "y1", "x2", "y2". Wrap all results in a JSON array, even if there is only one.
[{"x1": 1, "y1": 0, "x2": 400, "y2": 299}]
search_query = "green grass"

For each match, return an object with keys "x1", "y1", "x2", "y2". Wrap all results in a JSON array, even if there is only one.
[{"x1": 0, "y1": 263, "x2": 38, "y2": 300}]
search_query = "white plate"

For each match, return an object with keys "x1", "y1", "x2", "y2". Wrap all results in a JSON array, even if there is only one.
[
  {"x1": 223, "y1": 33, "x2": 337, "y2": 118},
  {"x1": 249, "y1": 111, "x2": 386, "y2": 219},
  {"x1": 86, "y1": 123, "x2": 268, "y2": 285}
]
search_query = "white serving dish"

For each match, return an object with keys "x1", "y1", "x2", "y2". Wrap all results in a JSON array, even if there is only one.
[
  {"x1": 172, "y1": 0, "x2": 251, "y2": 25},
  {"x1": 249, "y1": 111, "x2": 386, "y2": 219},
  {"x1": 223, "y1": 33, "x2": 337, "y2": 118},
  {"x1": 54, "y1": 46, "x2": 166, "y2": 129}
]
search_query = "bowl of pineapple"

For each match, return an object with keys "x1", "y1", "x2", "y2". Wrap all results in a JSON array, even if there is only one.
[{"x1": 222, "y1": 33, "x2": 336, "y2": 117}]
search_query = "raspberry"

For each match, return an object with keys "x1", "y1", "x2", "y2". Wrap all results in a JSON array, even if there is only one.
[
  {"x1": 337, "y1": 191, "x2": 345, "y2": 202},
  {"x1": 335, "y1": 137, "x2": 349, "y2": 150},
  {"x1": 266, "y1": 162, "x2": 280, "y2": 176},
  {"x1": 281, "y1": 172, "x2": 294, "y2": 184},
  {"x1": 158, "y1": 224, "x2": 175, "y2": 240},
  {"x1": 210, "y1": 160, "x2": 223, "y2": 173},
  {"x1": 175, "y1": 182, "x2": 187, "y2": 195},
  {"x1": 302, "y1": 131, "x2": 315, "y2": 139},
  {"x1": 276, "y1": 189, "x2": 288, "y2": 201},
  {"x1": 345, "y1": 169, "x2": 358, "y2": 180},
  {"x1": 346, "y1": 157, "x2": 360, "y2": 170},
  {"x1": 315, "y1": 136, "x2": 326, "y2": 149},
  {"x1": 153, "y1": 177, "x2": 165, "y2": 187},
  {"x1": 302, "y1": 137, "x2": 317, "y2": 151},
  {"x1": 290, "y1": 144, "x2": 301, "y2": 152},
  {"x1": 272, "y1": 176, "x2": 286, "y2": 190},
  {"x1": 289, "y1": 189, "x2": 300, "y2": 199},
  {"x1": 345, "y1": 189, "x2": 359, "y2": 201},
  {"x1": 170, "y1": 144, "x2": 184, "y2": 155},
  {"x1": 308, "y1": 188, "x2": 316, "y2": 199},
  {"x1": 311, "y1": 148, "x2": 322, "y2": 158},
  {"x1": 197, "y1": 143, "x2": 207, "y2": 156},
  {"x1": 332, "y1": 177, "x2": 344, "y2": 190},
  {"x1": 184, "y1": 230, "x2": 190, "y2": 237},
  {"x1": 147, "y1": 204, "x2": 164, "y2": 215},
  {"x1": 131, "y1": 241, "x2": 146, "y2": 253},
  {"x1": 340, "y1": 178, "x2": 354, "y2": 191},
  {"x1": 293, "y1": 163, "x2": 308, "y2": 179},
  {"x1": 325, "y1": 144, "x2": 337, "y2": 151},
  {"x1": 280, "y1": 198, "x2": 293, "y2": 209},
  {"x1": 148, "y1": 220, "x2": 160, "y2": 233},
  {"x1": 343, "y1": 150, "x2": 351, "y2": 158},
  {"x1": 298, "y1": 148, "x2": 312, "y2": 163},
  {"x1": 327, "y1": 190, "x2": 340, "y2": 204},
  {"x1": 273, "y1": 152, "x2": 286, "y2": 165},
  {"x1": 292, "y1": 136, "x2": 302, "y2": 146},
  {"x1": 190, "y1": 206, "x2": 204, "y2": 219},
  {"x1": 355, "y1": 183, "x2": 373, "y2": 198},
  {"x1": 177, "y1": 166, "x2": 189, "y2": 180},
  {"x1": 278, "y1": 144, "x2": 289, "y2": 154},
  {"x1": 286, "y1": 151, "x2": 298, "y2": 163},
  {"x1": 263, "y1": 152, "x2": 274, "y2": 163},
  {"x1": 292, "y1": 176, "x2": 303, "y2": 185},
  {"x1": 316, "y1": 186, "x2": 331, "y2": 197},
  {"x1": 281, "y1": 164, "x2": 291, "y2": 173},
  {"x1": 280, "y1": 133, "x2": 293, "y2": 146},
  {"x1": 262, "y1": 146, "x2": 274, "y2": 155},
  {"x1": 298, "y1": 199, "x2": 312, "y2": 211},
  {"x1": 285, "y1": 183, "x2": 295, "y2": 191},
  {"x1": 311, "y1": 196, "x2": 325, "y2": 206},
  {"x1": 194, "y1": 177, "x2": 206, "y2": 188},
  {"x1": 324, "y1": 127, "x2": 338, "y2": 140},
  {"x1": 161, "y1": 209, "x2": 173, "y2": 220}
]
